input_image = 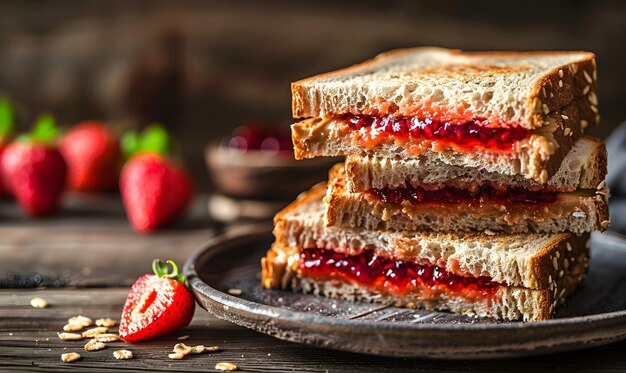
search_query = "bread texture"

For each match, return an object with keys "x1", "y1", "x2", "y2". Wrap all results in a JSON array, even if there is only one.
[
  {"x1": 292, "y1": 47, "x2": 598, "y2": 131},
  {"x1": 326, "y1": 164, "x2": 608, "y2": 234},
  {"x1": 346, "y1": 136, "x2": 607, "y2": 193},
  {"x1": 292, "y1": 92, "x2": 597, "y2": 183},
  {"x1": 272, "y1": 183, "x2": 589, "y2": 289},
  {"x1": 262, "y1": 185, "x2": 590, "y2": 321}
]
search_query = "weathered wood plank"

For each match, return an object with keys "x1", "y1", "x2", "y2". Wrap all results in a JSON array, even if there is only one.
[
  {"x1": 2, "y1": 289, "x2": 626, "y2": 372},
  {"x1": 0, "y1": 193, "x2": 218, "y2": 288}
]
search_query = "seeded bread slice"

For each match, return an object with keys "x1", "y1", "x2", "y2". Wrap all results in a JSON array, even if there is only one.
[
  {"x1": 292, "y1": 93, "x2": 597, "y2": 183},
  {"x1": 271, "y1": 183, "x2": 589, "y2": 289},
  {"x1": 292, "y1": 47, "x2": 598, "y2": 131},
  {"x1": 325, "y1": 164, "x2": 609, "y2": 234},
  {"x1": 346, "y1": 136, "x2": 607, "y2": 193}
]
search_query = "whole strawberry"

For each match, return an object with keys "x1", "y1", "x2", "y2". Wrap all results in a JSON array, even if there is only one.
[
  {"x1": 120, "y1": 125, "x2": 192, "y2": 232},
  {"x1": 1, "y1": 115, "x2": 66, "y2": 216},
  {"x1": 61, "y1": 121, "x2": 121, "y2": 192},
  {"x1": 0, "y1": 97, "x2": 14, "y2": 196},
  {"x1": 119, "y1": 259, "x2": 196, "y2": 342}
]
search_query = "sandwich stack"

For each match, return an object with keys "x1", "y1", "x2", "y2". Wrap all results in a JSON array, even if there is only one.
[{"x1": 262, "y1": 47, "x2": 609, "y2": 321}]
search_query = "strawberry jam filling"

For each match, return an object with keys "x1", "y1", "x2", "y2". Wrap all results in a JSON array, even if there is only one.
[
  {"x1": 345, "y1": 114, "x2": 530, "y2": 152},
  {"x1": 367, "y1": 184, "x2": 557, "y2": 205},
  {"x1": 300, "y1": 248, "x2": 502, "y2": 298}
]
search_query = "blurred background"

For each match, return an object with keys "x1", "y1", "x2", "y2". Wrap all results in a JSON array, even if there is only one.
[{"x1": 0, "y1": 0, "x2": 625, "y2": 188}]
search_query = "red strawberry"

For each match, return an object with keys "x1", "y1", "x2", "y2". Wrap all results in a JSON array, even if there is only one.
[
  {"x1": 119, "y1": 259, "x2": 195, "y2": 342},
  {"x1": 61, "y1": 121, "x2": 121, "y2": 192},
  {"x1": 0, "y1": 115, "x2": 66, "y2": 216},
  {"x1": 120, "y1": 125, "x2": 192, "y2": 233}
]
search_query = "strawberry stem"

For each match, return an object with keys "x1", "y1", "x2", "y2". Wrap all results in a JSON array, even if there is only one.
[{"x1": 152, "y1": 259, "x2": 187, "y2": 285}]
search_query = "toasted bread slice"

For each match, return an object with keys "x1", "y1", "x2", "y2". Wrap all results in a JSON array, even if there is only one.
[
  {"x1": 326, "y1": 164, "x2": 609, "y2": 234},
  {"x1": 263, "y1": 184, "x2": 590, "y2": 321},
  {"x1": 346, "y1": 136, "x2": 607, "y2": 193},
  {"x1": 292, "y1": 47, "x2": 598, "y2": 131},
  {"x1": 292, "y1": 92, "x2": 596, "y2": 182}
]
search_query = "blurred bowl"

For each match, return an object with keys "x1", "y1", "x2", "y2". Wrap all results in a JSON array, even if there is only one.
[{"x1": 205, "y1": 141, "x2": 336, "y2": 200}]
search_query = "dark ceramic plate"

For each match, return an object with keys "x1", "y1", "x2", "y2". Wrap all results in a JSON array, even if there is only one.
[{"x1": 183, "y1": 225, "x2": 626, "y2": 359}]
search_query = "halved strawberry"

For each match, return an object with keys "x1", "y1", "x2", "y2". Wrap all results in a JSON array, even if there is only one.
[{"x1": 119, "y1": 259, "x2": 195, "y2": 342}]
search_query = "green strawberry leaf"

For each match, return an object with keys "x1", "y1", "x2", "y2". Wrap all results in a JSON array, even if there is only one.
[
  {"x1": 0, "y1": 97, "x2": 14, "y2": 139},
  {"x1": 152, "y1": 259, "x2": 187, "y2": 286},
  {"x1": 122, "y1": 124, "x2": 171, "y2": 159},
  {"x1": 29, "y1": 114, "x2": 59, "y2": 143},
  {"x1": 140, "y1": 124, "x2": 170, "y2": 155},
  {"x1": 121, "y1": 131, "x2": 141, "y2": 159}
]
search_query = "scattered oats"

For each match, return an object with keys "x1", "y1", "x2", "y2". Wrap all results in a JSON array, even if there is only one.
[
  {"x1": 564, "y1": 258, "x2": 570, "y2": 271},
  {"x1": 95, "y1": 318, "x2": 116, "y2": 327},
  {"x1": 542, "y1": 104, "x2": 549, "y2": 115},
  {"x1": 595, "y1": 113, "x2": 601, "y2": 125},
  {"x1": 571, "y1": 63, "x2": 578, "y2": 74},
  {"x1": 588, "y1": 92, "x2": 598, "y2": 105},
  {"x1": 61, "y1": 352, "x2": 81, "y2": 363},
  {"x1": 177, "y1": 335, "x2": 190, "y2": 341},
  {"x1": 593, "y1": 69, "x2": 597, "y2": 81},
  {"x1": 558, "y1": 80, "x2": 563, "y2": 88},
  {"x1": 113, "y1": 350, "x2": 133, "y2": 360},
  {"x1": 601, "y1": 220, "x2": 611, "y2": 229},
  {"x1": 580, "y1": 119, "x2": 588, "y2": 129},
  {"x1": 227, "y1": 288, "x2": 243, "y2": 296},
  {"x1": 82, "y1": 327, "x2": 108, "y2": 338},
  {"x1": 173, "y1": 343, "x2": 193, "y2": 355},
  {"x1": 586, "y1": 239, "x2": 592, "y2": 249},
  {"x1": 559, "y1": 270, "x2": 564, "y2": 279},
  {"x1": 68, "y1": 316, "x2": 92, "y2": 327},
  {"x1": 572, "y1": 211, "x2": 586, "y2": 219},
  {"x1": 169, "y1": 352, "x2": 185, "y2": 360},
  {"x1": 63, "y1": 323, "x2": 84, "y2": 332},
  {"x1": 550, "y1": 92, "x2": 554, "y2": 98},
  {"x1": 549, "y1": 275, "x2": 553, "y2": 284},
  {"x1": 30, "y1": 298, "x2": 48, "y2": 308},
  {"x1": 204, "y1": 346, "x2": 220, "y2": 352},
  {"x1": 94, "y1": 333, "x2": 120, "y2": 343},
  {"x1": 215, "y1": 362, "x2": 238, "y2": 371},
  {"x1": 558, "y1": 69, "x2": 564, "y2": 78},
  {"x1": 566, "y1": 242, "x2": 573, "y2": 252},
  {"x1": 556, "y1": 251, "x2": 560, "y2": 259},
  {"x1": 190, "y1": 345, "x2": 206, "y2": 354},
  {"x1": 563, "y1": 128, "x2": 571, "y2": 136},
  {"x1": 590, "y1": 105, "x2": 598, "y2": 113},
  {"x1": 596, "y1": 190, "x2": 607, "y2": 196},
  {"x1": 583, "y1": 85, "x2": 590, "y2": 95},
  {"x1": 561, "y1": 114, "x2": 569, "y2": 120},
  {"x1": 84, "y1": 339, "x2": 106, "y2": 351},
  {"x1": 58, "y1": 332, "x2": 84, "y2": 341},
  {"x1": 597, "y1": 180, "x2": 606, "y2": 190},
  {"x1": 483, "y1": 229, "x2": 495, "y2": 236},
  {"x1": 559, "y1": 288, "x2": 566, "y2": 299},
  {"x1": 584, "y1": 70, "x2": 592, "y2": 83},
  {"x1": 552, "y1": 257, "x2": 559, "y2": 271}
]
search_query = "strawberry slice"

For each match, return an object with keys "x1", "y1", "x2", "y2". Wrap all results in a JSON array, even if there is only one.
[{"x1": 119, "y1": 259, "x2": 196, "y2": 342}]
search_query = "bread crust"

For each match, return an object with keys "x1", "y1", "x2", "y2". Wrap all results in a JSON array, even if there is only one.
[
  {"x1": 345, "y1": 136, "x2": 607, "y2": 193},
  {"x1": 292, "y1": 47, "x2": 597, "y2": 131},
  {"x1": 326, "y1": 164, "x2": 608, "y2": 234}
]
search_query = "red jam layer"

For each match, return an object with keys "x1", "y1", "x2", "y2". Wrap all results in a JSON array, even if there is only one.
[
  {"x1": 367, "y1": 184, "x2": 557, "y2": 205},
  {"x1": 300, "y1": 248, "x2": 502, "y2": 297},
  {"x1": 345, "y1": 114, "x2": 530, "y2": 151}
]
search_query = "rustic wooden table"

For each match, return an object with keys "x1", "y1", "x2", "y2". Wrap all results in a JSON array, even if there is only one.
[{"x1": 2, "y1": 193, "x2": 626, "y2": 372}]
